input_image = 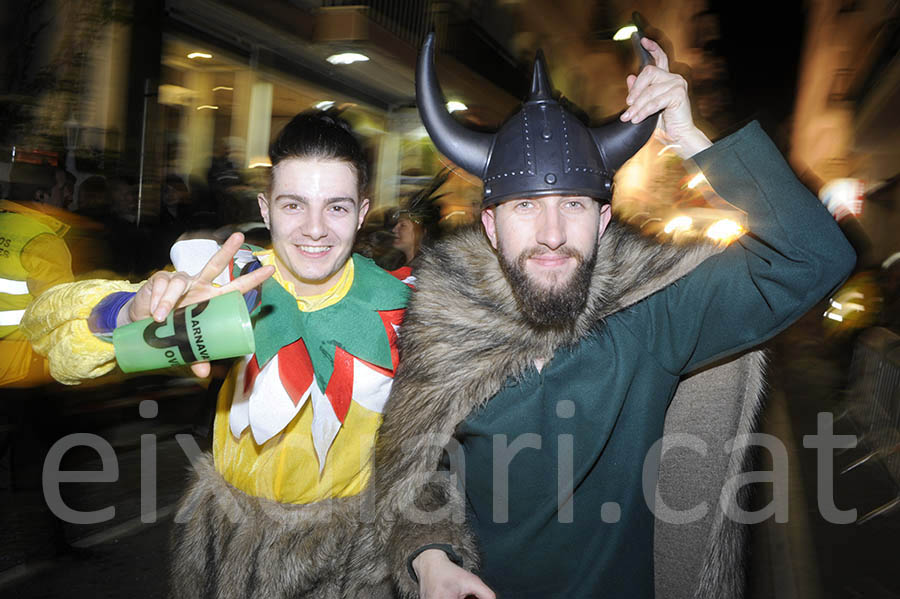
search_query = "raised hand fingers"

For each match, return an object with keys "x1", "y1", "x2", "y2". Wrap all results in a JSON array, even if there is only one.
[
  {"x1": 641, "y1": 37, "x2": 669, "y2": 71},
  {"x1": 625, "y1": 65, "x2": 670, "y2": 106},
  {"x1": 622, "y1": 67, "x2": 685, "y2": 122},
  {"x1": 147, "y1": 272, "x2": 172, "y2": 315},
  {"x1": 197, "y1": 232, "x2": 245, "y2": 283},
  {"x1": 150, "y1": 272, "x2": 192, "y2": 322},
  {"x1": 219, "y1": 264, "x2": 275, "y2": 296},
  {"x1": 623, "y1": 79, "x2": 684, "y2": 124}
]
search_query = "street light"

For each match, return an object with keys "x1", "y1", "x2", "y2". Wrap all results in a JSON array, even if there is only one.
[{"x1": 326, "y1": 52, "x2": 369, "y2": 65}]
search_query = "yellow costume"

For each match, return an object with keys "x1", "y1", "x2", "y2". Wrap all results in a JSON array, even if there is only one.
[{"x1": 215, "y1": 251, "x2": 401, "y2": 503}]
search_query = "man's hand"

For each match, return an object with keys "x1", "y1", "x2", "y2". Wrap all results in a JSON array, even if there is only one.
[
  {"x1": 620, "y1": 37, "x2": 712, "y2": 158},
  {"x1": 120, "y1": 232, "x2": 274, "y2": 377},
  {"x1": 412, "y1": 549, "x2": 496, "y2": 599}
]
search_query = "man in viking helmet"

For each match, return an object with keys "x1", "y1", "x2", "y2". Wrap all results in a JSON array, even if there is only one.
[{"x1": 369, "y1": 28, "x2": 855, "y2": 599}]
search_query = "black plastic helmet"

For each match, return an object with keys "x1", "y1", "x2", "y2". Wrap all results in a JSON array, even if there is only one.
[{"x1": 416, "y1": 24, "x2": 658, "y2": 207}]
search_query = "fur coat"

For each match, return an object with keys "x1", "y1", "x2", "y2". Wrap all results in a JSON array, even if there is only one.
[
  {"x1": 170, "y1": 452, "x2": 392, "y2": 599},
  {"x1": 366, "y1": 221, "x2": 766, "y2": 599}
]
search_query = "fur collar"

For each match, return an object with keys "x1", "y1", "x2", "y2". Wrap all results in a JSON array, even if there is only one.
[{"x1": 399, "y1": 220, "x2": 722, "y2": 410}]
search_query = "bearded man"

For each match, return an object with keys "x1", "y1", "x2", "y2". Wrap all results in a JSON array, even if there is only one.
[{"x1": 368, "y1": 31, "x2": 856, "y2": 599}]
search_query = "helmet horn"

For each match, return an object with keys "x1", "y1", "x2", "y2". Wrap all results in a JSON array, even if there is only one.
[
  {"x1": 590, "y1": 25, "x2": 658, "y2": 171},
  {"x1": 528, "y1": 49, "x2": 553, "y2": 102},
  {"x1": 591, "y1": 115, "x2": 656, "y2": 172},
  {"x1": 416, "y1": 33, "x2": 493, "y2": 177}
]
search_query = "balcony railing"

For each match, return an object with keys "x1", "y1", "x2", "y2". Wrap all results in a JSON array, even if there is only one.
[{"x1": 320, "y1": 0, "x2": 435, "y2": 47}]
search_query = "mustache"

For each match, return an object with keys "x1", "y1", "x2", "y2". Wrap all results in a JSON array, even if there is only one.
[{"x1": 519, "y1": 246, "x2": 585, "y2": 262}]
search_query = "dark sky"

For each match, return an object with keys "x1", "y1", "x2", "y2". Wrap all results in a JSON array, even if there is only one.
[{"x1": 708, "y1": 0, "x2": 806, "y2": 148}]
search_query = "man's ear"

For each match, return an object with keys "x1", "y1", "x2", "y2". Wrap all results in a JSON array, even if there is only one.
[
  {"x1": 597, "y1": 203, "x2": 612, "y2": 244},
  {"x1": 257, "y1": 193, "x2": 270, "y2": 229},
  {"x1": 357, "y1": 198, "x2": 370, "y2": 231},
  {"x1": 481, "y1": 206, "x2": 498, "y2": 250}
]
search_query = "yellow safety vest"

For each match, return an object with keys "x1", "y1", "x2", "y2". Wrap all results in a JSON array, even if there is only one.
[{"x1": 0, "y1": 209, "x2": 57, "y2": 338}]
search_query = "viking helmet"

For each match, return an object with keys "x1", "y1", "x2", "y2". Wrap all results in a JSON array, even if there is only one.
[{"x1": 416, "y1": 28, "x2": 658, "y2": 207}]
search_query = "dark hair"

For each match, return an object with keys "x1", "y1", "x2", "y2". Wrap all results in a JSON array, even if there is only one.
[{"x1": 268, "y1": 109, "x2": 369, "y2": 193}]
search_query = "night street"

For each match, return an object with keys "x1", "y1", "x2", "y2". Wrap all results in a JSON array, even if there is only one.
[{"x1": 1, "y1": 0, "x2": 897, "y2": 597}]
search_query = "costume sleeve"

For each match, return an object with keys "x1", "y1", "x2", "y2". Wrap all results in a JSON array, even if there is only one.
[
  {"x1": 20, "y1": 279, "x2": 143, "y2": 385},
  {"x1": 20, "y1": 233, "x2": 74, "y2": 296},
  {"x1": 372, "y1": 398, "x2": 481, "y2": 598},
  {"x1": 385, "y1": 480, "x2": 475, "y2": 597},
  {"x1": 619, "y1": 121, "x2": 856, "y2": 375}
]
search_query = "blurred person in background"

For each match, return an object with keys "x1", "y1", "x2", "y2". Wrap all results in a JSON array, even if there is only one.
[
  {"x1": 20, "y1": 110, "x2": 411, "y2": 598},
  {"x1": 0, "y1": 198, "x2": 72, "y2": 504},
  {"x1": 48, "y1": 167, "x2": 74, "y2": 211},
  {"x1": 0, "y1": 198, "x2": 72, "y2": 387},
  {"x1": 392, "y1": 168, "x2": 449, "y2": 269},
  {"x1": 209, "y1": 136, "x2": 260, "y2": 226},
  {"x1": 101, "y1": 176, "x2": 153, "y2": 276},
  {"x1": 153, "y1": 174, "x2": 195, "y2": 268},
  {"x1": 353, "y1": 205, "x2": 407, "y2": 271},
  {"x1": 32, "y1": 188, "x2": 51, "y2": 204},
  {"x1": 368, "y1": 30, "x2": 855, "y2": 599},
  {"x1": 161, "y1": 174, "x2": 192, "y2": 228},
  {"x1": 106, "y1": 176, "x2": 139, "y2": 225}
]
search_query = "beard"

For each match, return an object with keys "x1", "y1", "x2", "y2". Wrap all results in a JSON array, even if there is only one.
[{"x1": 497, "y1": 241, "x2": 598, "y2": 328}]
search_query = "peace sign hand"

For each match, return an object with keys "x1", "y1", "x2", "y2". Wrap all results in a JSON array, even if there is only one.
[{"x1": 121, "y1": 232, "x2": 274, "y2": 377}]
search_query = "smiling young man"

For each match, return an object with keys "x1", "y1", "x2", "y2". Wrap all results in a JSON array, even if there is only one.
[
  {"x1": 258, "y1": 155, "x2": 366, "y2": 294},
  {"x1": 366, "y1": 32, "x2": 856, "y2": 599},
  {"x1": 22, "y1": 111, "x2": 410, "y2": 598}
]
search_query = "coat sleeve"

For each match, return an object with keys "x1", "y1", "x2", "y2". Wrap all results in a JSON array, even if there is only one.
[
  {"x1": 617, "y1": 121, "x2": 856, "y2": 375},
  {"x1": 20, "y1": 279, "x2": 143, "y2": 384},
  {"x1": 372, "y1": 381, "x2": 481, "y2": 598}
]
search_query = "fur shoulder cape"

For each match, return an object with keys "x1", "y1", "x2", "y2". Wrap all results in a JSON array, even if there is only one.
[{"x1": 370, "y1": 221, "x2": 765, "y2": 599}]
